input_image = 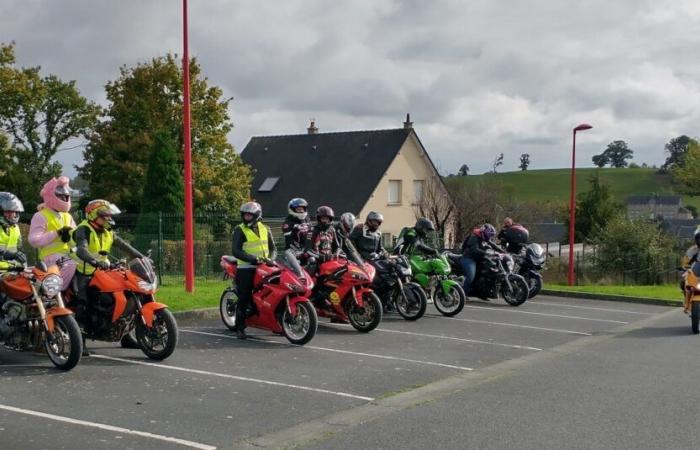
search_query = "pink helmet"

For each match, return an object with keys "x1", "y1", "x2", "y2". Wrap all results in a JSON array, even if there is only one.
[{"x1": 39, "y1": 177, "x2": 72, "y2": 212}]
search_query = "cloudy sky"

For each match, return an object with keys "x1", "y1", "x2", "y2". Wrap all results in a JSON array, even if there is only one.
[{"x1": 2, "y1": 0, "x2": 700, "y2": 176}]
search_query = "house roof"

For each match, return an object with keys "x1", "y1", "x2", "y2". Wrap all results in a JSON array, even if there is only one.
[
  {"x1": 241, "y1": 128, "x2": 412, "y2": 217},
  {"x1": 626, "y1": 195, "x2": 681, "y2": 205}
]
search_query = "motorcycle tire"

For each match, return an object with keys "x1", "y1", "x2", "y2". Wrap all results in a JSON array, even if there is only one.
[
  {"x1": 136, "y1": 308, "x2": 178, "y2": 360},
  {"x1": 397, "y1": 282, "x2": 427, "y2": 321},
  {"x1": 527, "y1": 275, "x2": 543, "y2": 299},
  {"x1": 282, "y1": 301, "x2": 318, "y2": 345},
  {"x1": 219, "y1": 289, "x2": 238, "y2": 331},
  {"x1": 501, "y1": 275, "x2": 529, "y2": 306},
  {"x1": 433, "y1": 284, "x2": 466, "y2": 317},
  {"x1": 346, "y1": 292, "x2": 382, "y2": 332},
  {"x1": 45, "y1": 315, "x2": 82, "y2": 371},
  {"x1": 692, "y1": 302, "x2": 700, "y2": 335}
]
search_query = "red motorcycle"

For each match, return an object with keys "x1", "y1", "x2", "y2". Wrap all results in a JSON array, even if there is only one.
[
  {"x1": 310, "y1": 257, "x2": 382, "y2": 332},
  {"x1": 219, "y1": 256, "x2": 318, "y2": 345}
]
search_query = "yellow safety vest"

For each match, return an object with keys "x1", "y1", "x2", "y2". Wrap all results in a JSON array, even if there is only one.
[
  {"x1": 0, "y1": 225, "x2": 21, "y2": 270},
  {"x1": 37, "y1": 208, "x2": 73, "y2": 260},
  {"x1": 71, "y1": 221, "x2": 114, "y2": 275},
  {"x1": 237, "y1": 222, "x2": 269, "y2": 268}
]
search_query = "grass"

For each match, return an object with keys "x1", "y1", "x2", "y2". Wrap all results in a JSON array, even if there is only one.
[
  {"x1": 156, "y1": 276, "x2": 229, "y2": 312},
  {"x1": 549, "y1": 283, "x2": 683, "y2": 303}
]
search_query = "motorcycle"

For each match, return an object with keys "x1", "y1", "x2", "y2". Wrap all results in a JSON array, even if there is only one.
[
  {"x1": 410, "y1": 254, "x2": 465, "y2": 316},
  {"x1": 369, "y1": 254, "x2": 427, "y2": 320},
  {"x1": 219, "y1": 256, "x2": 318, "y2": 345},
  {"x1": 65, "y1": 256, "x2": 178, "y2": 360},
  {"x1": 309, "y1": 256, "x2": 383, "y2": 332},
  {"x1": 512, "y1": 243, "x2": 546, "y2": 299},
  {"x1": 682, "y1": 262, "x2": 700, "y2": 334},
  {"x1": 0, "y1": 262, "x2": 82, "y2": 370},
  {"x1": 445, "y1": 250, "x2": 530, "y2": 306}
]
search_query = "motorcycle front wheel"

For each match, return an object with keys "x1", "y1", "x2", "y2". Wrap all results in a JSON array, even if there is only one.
[
  {"x1": 433, "y1": 284, "x2": 466, "y2": 317},
  {"x1": 282, "y1": 301, "x2": 318, "y2": 345},
  {"x1": 396, "y1": 282, "x2": 427, "y2": 321},
  {"x1": 45, "y1": 315, "x2": 82, "y2": 371},
  {"x1": 692, "y1": 302, "x2": 700, "y2": 335},
  {"x1": 346, "y1": 292, "x2": 382, "y2": 332},
  {"x1": 526, "y1": 275, "x2": 543, "y2": 299},
  {"x1": 136, "y1": 308, "x2": 178, "y2": 360},
  {"x1": 501, "y1": 275, "x2": 529, "y2": 306}
]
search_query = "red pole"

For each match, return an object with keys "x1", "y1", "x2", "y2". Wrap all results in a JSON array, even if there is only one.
[
  {"x1": 183, "y1": 0, "x2": 194, "y2": 292},
  {"x1": 568, "y1": 130, "x2": 577, "y2": 286}
]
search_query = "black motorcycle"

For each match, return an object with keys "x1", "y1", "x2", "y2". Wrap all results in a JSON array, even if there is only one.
[
  {"x1": 445, "y1": 250, "x2": 530, "y2": 306},
  {"x1": 369, "y1": 254, "x2": 427, "y2": 320},
  {"x1": 512, "y1": 243, "x2": 546, "y2": 298}
]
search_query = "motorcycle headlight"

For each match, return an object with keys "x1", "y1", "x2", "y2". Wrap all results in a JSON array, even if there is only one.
[
  {"x1": 41, "y1": 274, "x2": 63, "y2": 298},
  {"x1": 285, "y1": 282, "x2": 306, "y2": 293},
  {"x1": 137, "y1": 279, "x2": 157, "y2": 292}
]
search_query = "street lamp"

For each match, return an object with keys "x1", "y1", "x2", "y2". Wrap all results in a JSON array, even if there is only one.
[{"x1": 568, "y1": 123, "x2": 593, "y2": 286}]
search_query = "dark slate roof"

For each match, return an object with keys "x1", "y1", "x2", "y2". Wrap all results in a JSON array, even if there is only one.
[
  {"x1": 661, "y1": 219, "x2": 698, "y2": 238},
  {"x1": 241, "y1": 128, "x2": 412, "y2": 217},
  {"x1": 626, "y1": 195, "x2": 681, "y2": 205}
]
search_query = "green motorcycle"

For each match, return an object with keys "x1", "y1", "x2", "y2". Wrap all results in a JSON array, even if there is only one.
[{"x1": 409, "y1": 254, "x2": 466, "y2": 316}]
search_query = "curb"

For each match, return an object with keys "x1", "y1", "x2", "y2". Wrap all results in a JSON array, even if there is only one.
[
  {"x1": 540, "y1": 289, "x2": 681, "y2": 307},
  {"x1": 172, "y1": 307, "x2": 219, "y2": 322}
]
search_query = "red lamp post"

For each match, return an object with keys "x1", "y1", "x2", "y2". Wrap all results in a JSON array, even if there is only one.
[
  {"x1": 568, "y1": 123, "x2": 593, "y2": 286},
  {"x1": 182, "y1": 0, "x2": 194, "y2": 292}
]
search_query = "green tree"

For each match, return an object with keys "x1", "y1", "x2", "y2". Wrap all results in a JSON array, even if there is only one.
[
  {"x1": 0, "y1": 42, "x2": 100, "y2": 209},
  {"x1": 662, "y1": 135, "x2": 696, "y2": 171},
  {"x1": 564, "y1": 172, "x2": 620, "y2": 242},
  {"x1": 458, "y1": 164, "x2": 469, "y2": 176},
  {"x1": 78, "y1": 54, "x2": 252, "y2": 214},
  {"x1": 672, "y1": 141, "x2": 700, "y2": 195},
  {"x1": 519, "y1": 153, "x2": 530, "y2": 171},
  {"x1": 592, "y1": 153, "x2": 609, "y2": 168},
  {"x1": 605, "y1": 140, "x2": 634, "y2": 168}
]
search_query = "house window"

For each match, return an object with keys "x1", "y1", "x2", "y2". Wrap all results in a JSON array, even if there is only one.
[
  {"x1": 388, "y1": 180, "x2": 402, "y2": 205},
  {"x1": 258, "y1": 177, "x2": 279, "y2": 192},
  {"x1": 412, "y1": 180, "x2": 425, "y2": 204}
]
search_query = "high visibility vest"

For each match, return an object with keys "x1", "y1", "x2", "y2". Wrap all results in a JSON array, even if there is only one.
[
  {"x1": 37, "y1": 208, "x2": 73, "y2": 260},
  {"x1": 71, "y1": 221, "x2": 114, "y2": 275},
  {"x1": 237, "y1": 222, "x2": 269, "y2": 268},
  {"x1": 0, "y1": 225, "x2": 20, "y2": 270}
]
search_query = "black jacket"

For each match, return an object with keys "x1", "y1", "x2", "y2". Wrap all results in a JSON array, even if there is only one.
[
  {"x1": 461, "y1": 234, "x2": 491, "y2": 261},
  {"x1": 231, "y1": 222, "x2": 277, "y2": 265},
  {"x1": 282, "y1": 215, "x2": 310, "y2": 252},
  {"x1": 349, "y1": 224, "x2": 383, "y2": 260}
]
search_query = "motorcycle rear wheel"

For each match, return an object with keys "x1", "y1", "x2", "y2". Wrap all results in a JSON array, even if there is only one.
[
  {"x1": 45, "y1": 315, "x2": 82, "y2": 371},
  {"x1": 219, "y1": 289, "x2": 238, "y2": 331},
  {"x1": 396, "y1": 283, "x2": 427, "y2": 321},
  {"x1": 282, "y1": 301, "x2": 318, "y2": 345},
  {"x1": 433, "y1": 284, "x2": 466, "y2": 316},
  {"x1": 692, "y1": 302, "x2": 700, "y2": 335},
  {"x1": 346, "y1": 292, "x2": 382, "y2": 332},
  {"x1": 136, "y1": 308, "x2": 178, "y2": 360},
  {"x1": 501, "y1": 275, "x2": 529, "y2": 306}
]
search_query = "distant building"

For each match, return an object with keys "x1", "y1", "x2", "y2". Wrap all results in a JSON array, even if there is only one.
[{"x1": 626, "y1": 195, "x2": 693, "y2": 220}]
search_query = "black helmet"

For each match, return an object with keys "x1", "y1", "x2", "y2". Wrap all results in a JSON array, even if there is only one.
[
  {"x1": 339, "y1": 212, "x2": 356, "y2": 233},
  {"x1": 316, "y1": 206, "x2": 335, "y2": 230},
  {"x1": 240, "y1": 201, "x2": 262, "y2": 224},
  {"x1": 415, "y1": 217, "x2": 435, "y2": 236},
  {"x1": 365, "y1": 211, "x2": 383, "y2": 232}
]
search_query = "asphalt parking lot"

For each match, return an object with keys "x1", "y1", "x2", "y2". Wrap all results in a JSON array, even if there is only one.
[{"x1": 0, "y1": 296, "x2": 678, "y2": 449}]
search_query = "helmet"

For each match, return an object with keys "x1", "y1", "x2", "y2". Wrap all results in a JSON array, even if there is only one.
[
  {"x1": 480, "y1": 223, "x2": 497, "y2": 241},
  {"x1": 85, "y1": 199, "x2": 121, "y2": 230},
  {"x1": 316, "y1": 206, "x2": 335, "y2": 230},
  {"x1": 288, "y1": 198, "x2": 308, "y2": 221},
  {"x1": 240, "y1": 201, "x2": 262, "y2": 224},
  {"x1": 414, "y1": 217, "x2": 435, "y2": 236},
  {"x1": 365, "y1": 211, "x2": 384, "y2": 232},
  {"x1": 694, "y1": 227, "x2": 700, "y2": 246},
  {"x1": 0, "y1": 192, "x2": 24, "y2": 226},
  {"x1": 339, "y1": 212, "x2": 356, "y2": 233},
  {"x1": 40, "y1": 176, "x2": 73, "y2": 212}
]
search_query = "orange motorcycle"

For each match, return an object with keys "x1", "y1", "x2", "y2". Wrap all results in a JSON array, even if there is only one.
[
  {"x1": 65, "y1": 257, "x2": 178, "y2": 360},
  {"x1": 0, "y1": 263, "x2": 82, "y2": 370},
  {"x1": 682, "y1": 261, "x2": 700, "y2": 334}
]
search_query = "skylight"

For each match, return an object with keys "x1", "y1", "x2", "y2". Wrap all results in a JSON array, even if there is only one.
[{"x1": 258, "y1": 177, "x2": 280, "y2": 192}]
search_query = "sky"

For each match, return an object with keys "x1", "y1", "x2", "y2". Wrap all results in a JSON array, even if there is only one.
[{"x1": 2, "y1": 0, "x2": 700, "y2": 176}]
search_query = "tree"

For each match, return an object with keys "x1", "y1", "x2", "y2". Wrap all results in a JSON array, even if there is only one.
[
  {"x1": 78, "y1": 54, "x2": 252, "y2": 214},
  {"x1": 564, "y1": 172, "x2": 620, "y2": 242},
  {"x1": 0, "y1": 42, "x2": 100, "y2": 209},
  {"x1": 519, "y1": 153, "x2": 530, "y2": 171},
  {"x1": 458, "y1": 164, "x2": 469, "y2": 176},
  {"x1": 672, "y1": 141, "x2": 700, "y2": 195},
  {"x1": 491, "y1": 153, "x2": 504, "y2": 173},
  {"x1": 592, "y1": 153, "x2": 609, "y2": 168},
  {"x1": 662, "y1": 135, "x2": 696, "y2": 171},
  {"x1": 591, "y1": 140, "x2": 634, "y2": 168},
  {"x1": 414, "y1": 177, "x2": 455, "y2": 246}
]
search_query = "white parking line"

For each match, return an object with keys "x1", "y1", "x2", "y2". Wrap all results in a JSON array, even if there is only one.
[
  {"x1": 320, "y1": 323, "x2": 542, "y2": 351},
  {"x1": 91, "y1": 354, "x2": 374, "y2": 402},
  {"x1": 423, "y1": 315, "x2": 592, "y2": 336},
  {"x1": 0, "y1": 403, "x2": 216, "y2": 450},
  {"x1": 181, "y1": 329, "x2": 473, "y2": 371},
  {"x1": 462, "y1": 305, "x2": 629, "y2": 324},
  {"x1": 527, "y1": 301, "x2": 654, "y2": 315}
]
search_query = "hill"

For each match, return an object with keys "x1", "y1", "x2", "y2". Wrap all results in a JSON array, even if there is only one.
[{"x1": 445, "y1": 168, "x2": 700, "y2": 210}]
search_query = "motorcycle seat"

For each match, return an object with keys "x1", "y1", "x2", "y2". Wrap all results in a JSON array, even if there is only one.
[{"x1": 222, "y1": 256, "x2": 237, "y2": 264}]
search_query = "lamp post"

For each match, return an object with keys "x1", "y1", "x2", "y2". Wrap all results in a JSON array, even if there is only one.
[
  {"x1": 182, "y1": 0, "x2": 194, "y2": 292},
  {"x1": 568, "y1": 123, "x2": 593, "y2": 286}
]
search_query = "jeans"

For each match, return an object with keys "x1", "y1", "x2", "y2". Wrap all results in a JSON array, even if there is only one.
[{"x1": 460, "y1": 256, "x2": 476, "y2": 296}]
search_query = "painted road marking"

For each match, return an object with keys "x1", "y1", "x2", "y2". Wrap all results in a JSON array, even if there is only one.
[
  {"x1": 527, "y1": 301, "x2": 654, "y2": 315},
  {"x1": 181, "y1": 329, "x2": 473, "y2": 371},
  {"x1": 91, "y1": 354, "x2": 374, "y2": 402},
  {"x1": 423, "y1": 315, "x2": 592, "y2": 336},
  {"x1": 0, "y1": 403, "x2": 216, "y2": 450},
  {"x1": 462, "y1": 305, "x2": 629, "y2": 324}
]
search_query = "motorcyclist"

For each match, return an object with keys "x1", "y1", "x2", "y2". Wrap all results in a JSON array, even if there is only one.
[
  {"x1": 460, "y1": 223, "x2": 500, "y2": 297},
  {"x1": 682, "y1": 228, "x2": 700, "y2": 269},
  {"x1": 231, "y1": 201, "x2": 277, "y2": 339},
  {"x1": 334, "y1": 212, "x2": 364, "y2": 265},
  {"x1": 394, "y1": 217, "x2": 439, "y2": 257},
  {"x1": 350, "y1": 211, "x2": 387, "y2": 261},
  {"x1": 497, "y1": 217, "x2": 529, "y2": 254},
  {"x1": 29, "y1": 177, "x2": 77, "y2": 291},
  {"x1": 282, "y1": 198, "x2": 311, "y2": 277},
  {"x1": 307, "y1": 206, "x2": 339, "y2": 263},
  {"x1": 0, "y1": 192, "x2": 27, "y2": 271}
]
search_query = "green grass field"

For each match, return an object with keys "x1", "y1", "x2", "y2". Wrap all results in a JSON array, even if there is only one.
[
  {"x1": 446, "y1": 167, "x2": 700, "y2": 210},
  {"x1": 549, "y1": 283, "x2": 682, "y2": 303},
  {"x1": 156, "y1": 277, "x2": 228, "y2": 312}
]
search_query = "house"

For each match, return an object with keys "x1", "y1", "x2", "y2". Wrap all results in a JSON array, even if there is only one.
[
  {"x1": 240, "y1": 116, "x2": 455, "y2": 246},
  {"x1": 626, "y1": 195, "x2": 693, "y2": 220}
]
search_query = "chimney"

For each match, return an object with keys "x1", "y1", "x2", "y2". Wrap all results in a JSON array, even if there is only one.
[
  {"x1": 307, "y1": 119, "x2": 318, "y2": 134},
  {"x1": 403, "y1": 113, "x2": 413, "y2": 129}
]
